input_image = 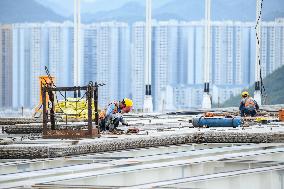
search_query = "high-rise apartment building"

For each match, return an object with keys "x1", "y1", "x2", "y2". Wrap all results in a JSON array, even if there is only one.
[
  {"x1": 0, "y1": 25, "x2": 13, "y2": 108},
  {"x1": 12, "y1": 22, "x2": 74, "y2": 108},
  {"x1": 152, "y1": 20, "x2": 179, "y2": 111},
  {"x1": 1, "y1": 19, "x2": 283, "y2": 111},
  {"x1": 187, "y1": 22, "x2": 205, "y2": 85},
  {"x1": 131, "y1": 22, "x2": 145, "y2": 111},
  {"x1": 84, "y1": 22, "x2": 130, "y2": 108},
  {"x1": 130, "y1": 20, "x2": 284, "y2": 110},
  {"x1": 12, "y1": 24, "x2": 31, "y2": 108}
]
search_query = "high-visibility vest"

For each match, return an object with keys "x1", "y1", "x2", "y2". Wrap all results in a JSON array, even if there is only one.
[
  {"x1": 244, "y1": 97, "x2": 255, "y2": 108},
  {"x1": 99, "y1": 111, "x2": 106, "y2": 119},
  {"x1": 99, "y1": 102, "x2": 119, "y2": 120}
]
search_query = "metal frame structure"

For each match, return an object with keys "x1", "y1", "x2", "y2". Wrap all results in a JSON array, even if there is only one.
[{"x1": 42, "y1": 82, "x2": 100, "y2": 139}]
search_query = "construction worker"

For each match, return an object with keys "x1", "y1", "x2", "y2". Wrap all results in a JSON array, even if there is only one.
[
  {"x1": 99, "y1": 98, "x2": 133, "y2": 132},
  {"x1": 239, "y1": 91, "x2": 259, "y2": 117}
]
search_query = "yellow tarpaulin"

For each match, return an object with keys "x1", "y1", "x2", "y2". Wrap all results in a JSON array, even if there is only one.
[{"x1": 55, "y1": 98, "x2": 98, "y2": 119}]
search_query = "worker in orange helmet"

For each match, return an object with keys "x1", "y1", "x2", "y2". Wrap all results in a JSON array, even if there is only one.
[
  {"x1": 99, "y1": 98, "x2": 133, "y2": 132},
  {"x1": 239, "y1": 91, "x2": 259, "y2": 117}
]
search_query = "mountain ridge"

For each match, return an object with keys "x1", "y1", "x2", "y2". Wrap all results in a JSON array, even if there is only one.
[
  {"x1": 0, "y1": 0, "x2": 65, "y2": 24},
  {"x1": 220, "y1": 65, "x2": 284, "y2": 107},
  {"x1": 1, "y1": 0, "x2": 284, "y2": 24},
  {"x1": 82, "y1": 0, "x2": 284, "y2": 23}
]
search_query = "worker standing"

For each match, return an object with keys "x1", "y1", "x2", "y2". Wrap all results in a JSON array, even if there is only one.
[
  {"x1": 239, "y1": 91, "x2": 259, "y2": 117},
  {"x1": 99, "y1": 98, "x2": 133, "y2": 132}
]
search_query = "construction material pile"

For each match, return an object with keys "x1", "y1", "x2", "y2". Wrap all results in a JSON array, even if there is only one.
[
  {"x1": 0, "y1": 118, "x2": 40, "y2": 125},
  {"x1": 3, "y1": 124, "x2": 44, "y2": 134},
  {"x1": 0, "y1": 131, "x2": 282, "y2": 158},
  {"x1": 55, "y1": 98, "x2": 98, "y2": 120}
]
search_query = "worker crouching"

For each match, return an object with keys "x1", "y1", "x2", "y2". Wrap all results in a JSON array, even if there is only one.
[
  {"x1": 239, "y1": 91, "x2": 259, "y2": 117},
  {"x1": 99, "y1": 98, "x2": 133, "y2": 132}
]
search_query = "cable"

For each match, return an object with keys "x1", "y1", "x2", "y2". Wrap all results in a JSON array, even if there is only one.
[
  {"x1": 44, "y1": 66, "x2": 68, "y2": 100},
  {"x1": 255, "y1": 0, "x2": 268, "y2": 104}
]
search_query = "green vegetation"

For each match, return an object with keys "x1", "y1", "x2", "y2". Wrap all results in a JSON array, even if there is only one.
[{"x1": 221, "y1": 65, "x2": 284, "y2": 107}]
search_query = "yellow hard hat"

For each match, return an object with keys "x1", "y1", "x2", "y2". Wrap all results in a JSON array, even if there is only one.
[
  {"x1": 241, "y1": 91, "x2": 249, "y2": 97},
  {"x1": 123, "y1": 98, "x2": 133, "y2": 107}
]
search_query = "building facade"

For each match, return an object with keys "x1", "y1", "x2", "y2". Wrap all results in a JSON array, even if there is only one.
[
  {"x1": 1, "y1": 19, "x2": 284, "y2": 111},
  {"x1": 83, "y1": 22, "x2": 130, "y2": 108},
  {"x1": 0, "y1": 25, "x2": 13, "y2": 108},
  {"x1": 12, "y1": 22, "x2": 74, "y2": 108}
]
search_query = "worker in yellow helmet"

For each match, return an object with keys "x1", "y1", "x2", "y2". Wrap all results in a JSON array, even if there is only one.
[
  {"x1": 99, "y1": 98, "x2": 133, "y2": 132},
  {"x1": 239, "y1": 91, "x2": 259, "y2": 117}
]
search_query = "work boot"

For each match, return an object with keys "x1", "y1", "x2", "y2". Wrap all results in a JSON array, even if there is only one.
[{"x1": 109, "y1": 124, "x2": 115, "y2": 132}]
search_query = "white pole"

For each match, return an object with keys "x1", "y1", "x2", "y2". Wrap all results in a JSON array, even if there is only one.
[
  {"x1": 205, "y1": 0, "x2": 211, "y2": 83},
  {"x1": 74, "y1": 0, "x2": 81, "y2": 86},
  {"x1": 254, "y1": 0, "x2": 262, "y2": 105},
  {"x1": 202, "y1": 0, "x2": 212, "y2": 109},
  {"x1": 143, "y1": 0, "x2": 153, "y2": 112},
  {"x1": 145, "y1": 0, "x2": 151, "y2": 86}
]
